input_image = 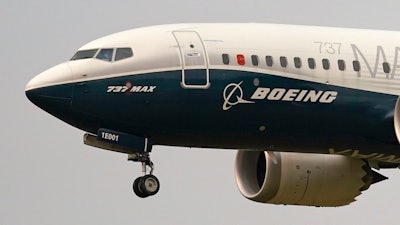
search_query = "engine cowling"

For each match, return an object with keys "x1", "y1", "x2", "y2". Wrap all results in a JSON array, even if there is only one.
[{"x1": 234, "y1": 151, "x2": 378, "y2": 207}]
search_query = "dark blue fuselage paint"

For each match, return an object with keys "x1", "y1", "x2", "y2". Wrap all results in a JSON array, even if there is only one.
[{"x1": 25, "y1": 69, "x2": 400, "y2": 156}]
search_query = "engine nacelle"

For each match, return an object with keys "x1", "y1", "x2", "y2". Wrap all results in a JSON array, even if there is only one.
[{"x1": 235, "y1": 151, "x2": 376, "y2": 207}]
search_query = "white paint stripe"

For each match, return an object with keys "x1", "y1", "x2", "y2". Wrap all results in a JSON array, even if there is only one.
[{"x1": 144, "y1": 138, "x2": 148, "y2": 152}]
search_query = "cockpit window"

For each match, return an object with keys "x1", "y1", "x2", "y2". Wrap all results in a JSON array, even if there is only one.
[
  {"x1": 115, "y1": 48, "x2": 133, "y2": 61},
  {"x1": 70, "y1": 47, "x2": 133, "y2": 62},
  {"x1": 96, "y1": 48, "x2": 114, "y2": 62},
  {"x1": 70, "y1": 49, "x2": 99, "y2": 60}
]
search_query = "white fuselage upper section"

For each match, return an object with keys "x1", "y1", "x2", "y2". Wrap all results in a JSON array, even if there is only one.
[{"x1": 26, "y1": 23, "x2": 400, "y2": 97}]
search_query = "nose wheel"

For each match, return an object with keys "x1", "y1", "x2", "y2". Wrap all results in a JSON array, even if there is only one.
[
  {"x1": 133, "y1": 175, "x2": 160, "y2": 198},
  {"x1": 128, "y1": 152, "x2": 160, "y2": 198}
]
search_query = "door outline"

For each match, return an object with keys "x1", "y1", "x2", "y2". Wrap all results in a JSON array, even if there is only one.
[{"x1": 172, "y1": 30, "x2": 210, "y2": 89}]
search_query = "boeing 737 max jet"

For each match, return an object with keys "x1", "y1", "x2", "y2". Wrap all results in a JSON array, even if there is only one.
[{"x1": 25, "y1": 23, "x2": 400, "y2": 206}]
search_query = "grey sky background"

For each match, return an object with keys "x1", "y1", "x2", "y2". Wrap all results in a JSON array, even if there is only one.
[{"x1": 2, "y1": 1, "x2": 400, "y2": 224}]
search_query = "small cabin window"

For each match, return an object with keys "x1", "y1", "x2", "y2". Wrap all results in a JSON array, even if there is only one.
[
  {"x1": 308, "y1": 58, "x2": 315, "y2": 69},
  {"x1": 266, "y1": 55, "x2": 273, "y2": 67},
  {"x1": 322, "y1": 59, "x2": 330, "y2": 70},
  {"x1": 251, "y1": 55, "x2": 259, "y2": 66},
  {"x1": 222, "y1": 54, "x2": 230, "y2": 65},
  {"x1": 353, "y1": 60, "x2": 360, "y2": 72},
  {"x1": 96, "y1": 48, "x2": 114, "y2": 62},
  {"x1": 280, "y1": 56, "x2": 287, "y2": 68},
  {"x1": 338, "y1": 60, "x2": 346, "y2": 71},
  {"x1": 383, "y1": 62, "x2": 391, "y2": 73},
  {"x1": 294, "y1": 57, "x2": 302, "y2": 68},
  {"x1": 115, "y1": 48, "x2": 133, "y2": 61}
]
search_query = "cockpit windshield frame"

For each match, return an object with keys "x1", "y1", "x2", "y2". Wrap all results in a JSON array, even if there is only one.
[{"x1": 70, "y1": 47, "x2": 133, "y2": 62}]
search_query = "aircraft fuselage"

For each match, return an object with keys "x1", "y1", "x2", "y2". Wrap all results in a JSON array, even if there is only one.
[{"x1": 25, "y1": 23, "x2": 400, "y2": 165}]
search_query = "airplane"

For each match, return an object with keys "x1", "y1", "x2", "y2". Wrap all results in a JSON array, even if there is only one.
[{"x1": 25, "y1": 23, "x2": 400, "y2": 207}]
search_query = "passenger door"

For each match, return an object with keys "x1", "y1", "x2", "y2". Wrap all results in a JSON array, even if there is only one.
[{"x1": 172, "y1": 31, "x2": 210, "y2": 89}]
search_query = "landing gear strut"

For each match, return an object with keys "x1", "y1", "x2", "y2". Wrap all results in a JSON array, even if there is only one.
[{"x1": 128, "y1": 152, "x2": 160, "y2": 198}]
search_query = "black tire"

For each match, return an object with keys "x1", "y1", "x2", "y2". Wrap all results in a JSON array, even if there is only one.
[
  {"x1": 140, "y1": 175, "x2": 160, "y2": 196},
  {"x1": 133, "y1": 176, "x2": 149, "y2": 198}
]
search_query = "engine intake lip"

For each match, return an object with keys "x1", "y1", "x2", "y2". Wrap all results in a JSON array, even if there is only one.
[
  {"x1": 394, "y1": 97, "x2": 400, "y2": 144},
  {"x1": 235, "y1": 151, "x2": 281, "y2": 201}
]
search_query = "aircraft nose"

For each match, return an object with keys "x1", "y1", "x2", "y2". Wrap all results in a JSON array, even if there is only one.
[{"x1": 25, "y1": 63, "x2": 73, "y2": 116}]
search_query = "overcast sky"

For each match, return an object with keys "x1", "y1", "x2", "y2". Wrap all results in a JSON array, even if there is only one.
[{"x1": 2, "y1": 0, "x2": 400, "y2": 224}]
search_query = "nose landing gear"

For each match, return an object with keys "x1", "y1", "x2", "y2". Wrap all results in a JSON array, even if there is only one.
[
  {"x1": 128, "y1": 152, "x2": 160, "y2": 198},
  {"x1": 83, "y1": 130, "x2": 160, "y2": 198}
]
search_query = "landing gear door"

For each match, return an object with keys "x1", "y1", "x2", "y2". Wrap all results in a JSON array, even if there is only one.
[{"x1": 173, "y1": 31, "x2": 210, "y2": 89}]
